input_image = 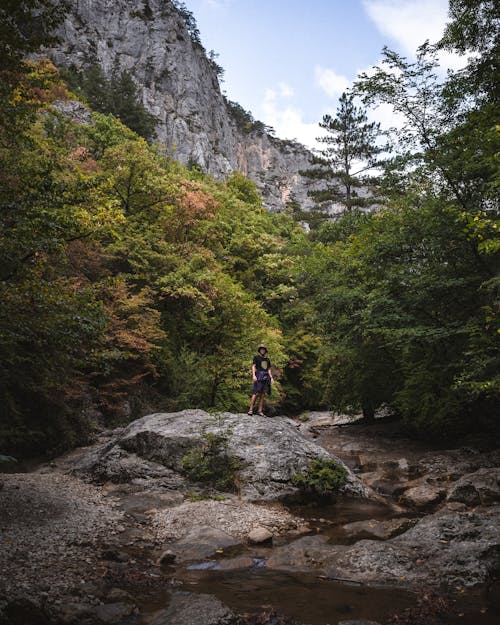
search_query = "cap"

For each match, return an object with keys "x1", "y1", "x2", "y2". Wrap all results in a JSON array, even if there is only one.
[{"x1": 257, "y1": 344, "x2": 268, "y2": 351}]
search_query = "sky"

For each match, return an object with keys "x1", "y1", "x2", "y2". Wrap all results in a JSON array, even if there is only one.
[{"x1": 184, "y1": 0, "x2": 464, "y2": 148}]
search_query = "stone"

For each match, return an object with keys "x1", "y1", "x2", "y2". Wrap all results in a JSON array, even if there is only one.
[
  {"x1": 150, "y1": 591, "x2": 236, "y2": 625},
  {"x1": 264, "y1": 508, "x2": 500, "y2": 589},
  {"x1": 330, "y1": 507, "x2": 500, "y2": 588},
  {"x1": 105, "y1": 588, "x2": 133, "y2": 602},
  {"x1": 93, "y1": 603, "x2": 136, "y2": 624},
  {"x1": 266, "y1": 535, "x2": 345, "y2": 571},
  {"x1": 74, "y1": 410, "x2": 368, "y2": 502},
  {"x1": 247, "y1": 526, "x2": 273, "y2": 544},
  {"x1": 52, "y1": 99, "x2": 93, "y2": 125},
  {"x1": 215, "y1": 556, "x2": 256, "y2": 570},
  {"x1": 157, "y1": 549, "x2": 177, "y2": 565},
  {"x1": 168, "y1": 526, "x2": 240, "y2": 562},
  {"x1": 400, "y1": 484, "x2": 446, "y2": 509},
  {"x1": 338, "y1": 621, "x2": 381, "y2": 625},
  {"x1": 447, "y1": 468, "x2": 500, "y2": 506},
  {"x1": 341, "y1": 518, "x2": 417, "y2": 541}
]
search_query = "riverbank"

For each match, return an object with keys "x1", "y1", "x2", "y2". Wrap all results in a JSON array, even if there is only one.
[{"x1": 1, "y1": 413, "x2": 499, "y2": 625}]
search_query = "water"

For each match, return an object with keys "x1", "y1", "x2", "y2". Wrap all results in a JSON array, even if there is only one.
[{"x1": 138, "y1": 564, "x2": 499, "y2": 625}]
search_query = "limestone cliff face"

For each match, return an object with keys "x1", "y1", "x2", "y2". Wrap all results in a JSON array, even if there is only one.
[{"x1": 49, "y1": 0, "x2": 316, "y2": 211}]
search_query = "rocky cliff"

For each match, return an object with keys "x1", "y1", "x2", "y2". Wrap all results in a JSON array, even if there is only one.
[{"x1": 49, "y1": 0, "x2": 316, "y2": 211}]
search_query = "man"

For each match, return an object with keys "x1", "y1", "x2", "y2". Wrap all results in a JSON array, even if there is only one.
[{"x1": 248, "y1": 344, "x2": 274, "y2": 416}]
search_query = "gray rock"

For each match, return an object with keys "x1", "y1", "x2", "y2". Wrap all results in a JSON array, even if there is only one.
[
  {"x1": 400, "y1": 484, "x2": 446, "y2": 509},
  {"x1": 157, "y1": 549, "x2": 176, "y2": 565},
  {"x1": 266, "y1": 535, "x2": 345, "y2": 571},
  {"x1": 247, "y1": 526, "x2": 273, "y2": 544},
  {"x1": 266, "y1": 508, "x2": 500, "y2": 589},
  {"x1": 342, "y1": 517, "x2": 417, "y2": 541},
  {"x1": 74, "y1": 410, "x2": 368, "y2": 501},
  {"x1": 332, "y1": 508, "x2": 500, "y2": 588},
  {"x1": 447, "y1": 468, "x2": 500, "y2": 506},
  {"x1": 168, "y1": 526, "x2": 240, "y2": 562},
  {"x1": 52, "y1": 99, "x2": 93, "y2": 125},
  {"x1": 150, "y1": 591, "x2": 236, "y2": 625},
  {"x1": 48, "y1": 0, "x2": 327, "y2": 214},
  {"x1": 105, "y1": 588, "x2": 133, "y2": 602},
  {"x1": 93, "y1": 602, "x2": 136, "y2": 624}
]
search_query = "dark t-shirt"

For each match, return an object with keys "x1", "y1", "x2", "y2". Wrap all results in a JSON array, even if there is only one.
[{"x1": 253, "y1": 354, "x2": 271, "y2": 375}]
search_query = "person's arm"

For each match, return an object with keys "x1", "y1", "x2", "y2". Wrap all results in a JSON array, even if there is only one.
[
  {"x1": 269, "y1": 360, "x2": 274, "y2": 383},
  {"x1": 252, "y1": 363, "x2": 257, "y2": 382}
]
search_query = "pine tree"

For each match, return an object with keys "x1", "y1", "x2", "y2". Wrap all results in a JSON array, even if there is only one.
[{"x1": 302, "y1": 92, "x2": 385, "y2": 216}]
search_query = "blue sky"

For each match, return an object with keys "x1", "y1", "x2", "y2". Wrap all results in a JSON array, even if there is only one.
[{"x1": 185, "y1": 0, "x2": 461, "y2": 147}]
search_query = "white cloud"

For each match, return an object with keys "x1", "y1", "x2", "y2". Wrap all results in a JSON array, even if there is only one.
[
  {"x1": 260, "y1": 86, "x2": 326, "y2": 149},
  {"x1": 315, "y1": 65, "x2": 350, "y2": 98},
  {"x1": 278, "y1": 81, "x2": 294, "y2": 98},
  {"x1": 203, "y1": 0, "x2": 233, "y2": 9},
  {"x1": 363, "y1": 0, "x2": 466, "y2": 71}
]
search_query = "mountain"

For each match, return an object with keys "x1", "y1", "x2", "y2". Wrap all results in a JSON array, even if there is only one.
[{"x1": 48, "y1": 0, "x2": 317, "y2": 212}]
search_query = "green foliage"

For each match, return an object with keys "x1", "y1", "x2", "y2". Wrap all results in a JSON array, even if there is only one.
[
  {"x1": 185, "y1": 491, "x2": 226, "y2": 502},
  {"x1": 172, "y1": 1, "x2": 202, "y2": 47},
  {"x1": 181, "y1": 431, "x2": 240, "y2": 492},
  {"x1": 224, "y1": 98, "x2": 267, "y2": 134},
  {"x1": 292, "y1": 458, "x2": 348, "y2": 495},
  {"x1": 301, "y1": 91, "x2": 385, "y2": 220},
  {"x1": 0, "y1": 454, "x2": 17, "y2": 464},
  {"x1": 67, "y1": 64, "x2": 157, "y2": 139},
  {"x1": 0, "y1": 0, "x2": 67, "y2": 72},
  {"x1": 1, "y1": 3, "x2": 498, "y2": 458}
]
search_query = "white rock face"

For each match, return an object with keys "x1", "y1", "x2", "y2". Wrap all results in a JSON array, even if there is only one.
[{"x1": 49, "y1": 0, "x2": 321, "y2": 212}]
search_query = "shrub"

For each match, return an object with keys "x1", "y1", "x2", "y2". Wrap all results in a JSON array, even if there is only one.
[
  {"x1": 292, "y1": 458, "x2": 348, "y2": 495},
  {"x1": 180, "y1": 431, "x2": 240, "y2": 492}
]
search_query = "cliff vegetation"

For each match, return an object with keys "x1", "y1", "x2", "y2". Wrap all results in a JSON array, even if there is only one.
[{"x1": 0, "y1": 0, "x2": 498, "y2": 457}]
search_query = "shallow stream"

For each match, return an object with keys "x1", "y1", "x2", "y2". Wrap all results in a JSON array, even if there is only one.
[{"x1": 129, "y1": 418, "x2": 500, "y2": 625}]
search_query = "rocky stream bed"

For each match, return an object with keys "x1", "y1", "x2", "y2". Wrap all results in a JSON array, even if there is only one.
[{"x1": 1, "y1": 410, "x2": 499, "y2": 625}]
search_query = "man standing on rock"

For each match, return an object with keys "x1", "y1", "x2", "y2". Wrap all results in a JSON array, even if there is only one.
[{"x1": 248, "y1": 344, "x2": 274, "y2": 416}]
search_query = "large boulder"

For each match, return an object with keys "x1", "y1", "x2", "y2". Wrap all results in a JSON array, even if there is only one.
[
  {"x1": 74, "y1": 410, "x2": 368, "y2": 501},
  {"x1": 266, "y1": 508, "x2": 500, "y2": 588},
  {"x1": 150, "y1": 592, "x2": 236, "y2": 625},
  {"x1": 447, "y1": 468, "x2": 500, "y2": 506}
]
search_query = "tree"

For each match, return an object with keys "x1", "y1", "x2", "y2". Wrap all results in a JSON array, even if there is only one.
[
  {"x1": 0, "y1": 0, "x2": 67, "y2": 72},
  {"x1": 438, "y1": 0, "x2": 499, "y2": 100},
  {"x1": 302, "y1": 91, "x2": 385, "y2": 218},
  {"x1": 67, "y1": 64, "x2": 157, "y2": 140}
]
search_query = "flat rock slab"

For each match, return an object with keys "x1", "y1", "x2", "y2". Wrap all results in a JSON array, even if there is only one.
[
  {"x1": 447, "y1": 467, "x2": 500, "y2": 506},
  {"x1": 400, "y1": 484, "x2": 446, "y2": 509},
  {"x1": 247, "y1": 526, "x2": 273, "y2": 544},
  {"x1": 342, "y1": 518, "x2": 417, "y2": 541},
  {"x1": 74, "y1": 410, "x2": 368, "y2": 501},
  {"x1": 266, "y1": 535, "x2": 346, "y2": 571},
  {"x1": 150, "y1": 592, "x2": 237, "y2": 625},
  {"x1": 332, "y1": 507, "x2": 500, "y2": 588},
  {"x1": 168, "y1": 526, "x2": 240, "y2": 562},
  {"x1": 265, "y1": 508, "x2": 500, "y2": 589}
]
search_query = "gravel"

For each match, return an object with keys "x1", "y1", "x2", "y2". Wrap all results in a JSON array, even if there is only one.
[
  {"x1": 152, "y1": 499, "x2": 300, "y2": 542},
  {"x1": 0, "y1": 471, "x2": 123, "y2": 605}
]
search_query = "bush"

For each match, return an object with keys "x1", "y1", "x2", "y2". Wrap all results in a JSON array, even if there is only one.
[
  {"x1": 180, "y1": 431, "x2": 240, "y2": 492},
  {"x1": 292, "y1": 458, "x2": 348, "y2": 495}
]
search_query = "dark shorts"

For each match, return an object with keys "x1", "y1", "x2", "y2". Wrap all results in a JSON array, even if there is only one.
[{"x1": 252, "y1": 379, "x2": 271, "y2": 395}]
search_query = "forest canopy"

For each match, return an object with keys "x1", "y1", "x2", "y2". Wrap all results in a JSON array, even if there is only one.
[{"x1": 0, "y1": 0, "x2": 498, "y2": 457}]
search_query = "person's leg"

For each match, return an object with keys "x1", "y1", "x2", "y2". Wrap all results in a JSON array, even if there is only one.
[
  {"x1": 248, "y1": 393, "x2": 257, "y2": 414},
  {"x1": 257, "y1": 392, "x2": 265, "y2": 414}
]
